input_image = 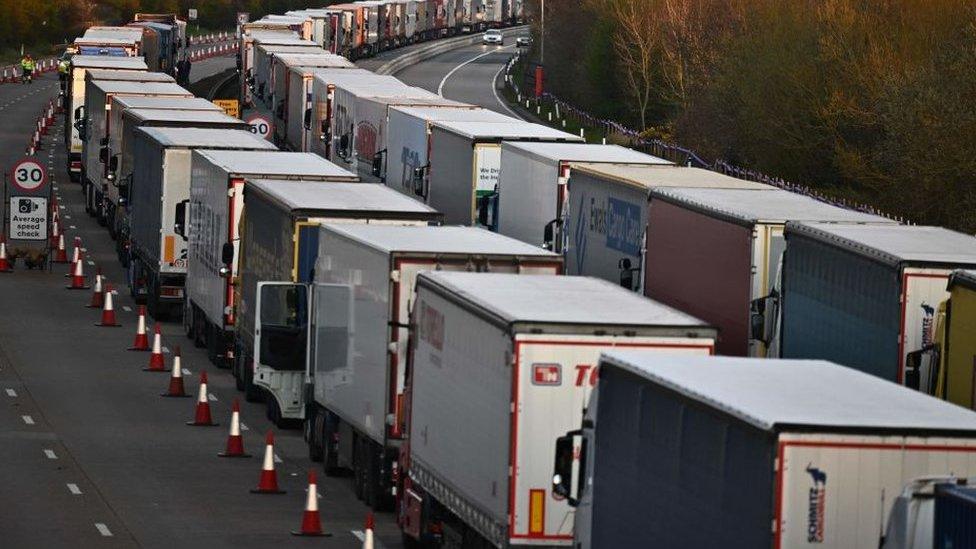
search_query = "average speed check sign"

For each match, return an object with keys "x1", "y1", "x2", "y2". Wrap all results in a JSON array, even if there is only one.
[
  {"x1": 10, "y1": 158, "x2": 48, "y2": 193},
  {"x1": 246, "y1": 115, "x2": 272, "y2": 141}
]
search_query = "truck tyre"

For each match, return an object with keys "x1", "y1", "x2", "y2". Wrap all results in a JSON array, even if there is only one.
[
  {"x1": 147, "y1": 275, "x2": 160, "y2": 320},
  {"x1": 266, "y1": 397, "x2": 284, "y2": 427},
  {"x1": 308, "y1": 412, "x2": 324, "y2": 462},
  {"x1": 193, "y1": 311, "x2": 206, "y2": 348},
  {"x1": 365, "y1": 444, "x2": 383, "y2": 510},
  {"x1": 322, "y1": 413, "x2": 341, "y2": 476},
  {"x1": 244, "y1": 367, "x2": 262, "y2": 402},
  {"x1": 353, "y1": 436, "x2": 366, "y2": 501},
  {"x1": 205, "y1": 324, "x2": 219, "y2": 365}
]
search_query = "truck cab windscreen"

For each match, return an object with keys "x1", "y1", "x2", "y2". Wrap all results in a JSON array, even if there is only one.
[{"x1": 259, "y1": 285, "x2": 308, "y2": 371}]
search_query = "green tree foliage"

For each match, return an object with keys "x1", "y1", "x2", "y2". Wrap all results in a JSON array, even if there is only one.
[{"x1": 541, "y1": 0, "x2": 976, "y2": 230}]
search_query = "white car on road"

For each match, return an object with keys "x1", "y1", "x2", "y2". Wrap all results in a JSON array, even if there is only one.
[{"x1": 483, "y1": 30, "x2": 504, "y2": 46}]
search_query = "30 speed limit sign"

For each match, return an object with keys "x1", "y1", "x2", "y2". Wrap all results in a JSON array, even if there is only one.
[
  {"x1": 10, "y1": 158, "x2": 48, "y2": 192},
  {"x1": 246, "y1": 115, "x2": 272, "y2": 140}
]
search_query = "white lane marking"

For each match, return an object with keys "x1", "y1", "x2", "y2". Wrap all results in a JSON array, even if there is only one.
[
  {"x1": 161, "y1": 346, "x2": 170, "y2": 354},
  {"x1": 44, "y1": 449, "x2": 58, "y2": 459},
  {"x1": 95, "y1": 523, "x2": 113, "y2": 537},
  {"x1": 491, "y1": 63, "x2": 523, "y2": 119},
  {"x1": 208, "y1": 393, "x2": 217, "y2": 402},
  {"x1": 22, "y1": 415, "x2": 34, "y2": 425},
  {"x1": 122, "y1": 306, "x2": 132, "y2": 312},
  {"x1": 437, "y1": 45, "x2": 515, "y2": 96},
  {"x1": 351, "y1": 530, "x2": 385, "y2": 547},
  {"x1": 5, "y1": 388, "x2": 16, "y2": 397},
  {"x1": 239, "y1": 422, "x2": 249, "y2": 431},
  {"x1": 67, "y1": 483, "x2": 82, "y2": 495},
  {"x1": 273, "y1": 453, "x2": 283, "y2": 464},
  {"x1": 182, "y1": 368, "x2": 191, "y2": 375},
  {"x1": 64, "y1": 215, "x2": 71, "y2": 219},
  {"x1": 86, "y1": 260, "x2": 94, "y2": 266},
  {"x1": 69, "y1": 225, "x2": 76, "y2": 229},
  {"x1": 81, "y1": 248, "x2": 87, "y2": 252}
]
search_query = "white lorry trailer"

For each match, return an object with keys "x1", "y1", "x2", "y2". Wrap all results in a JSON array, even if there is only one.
[
  {"x1": 252, "y1": 42, "x2": 324, "y2": 107},
  {"x1": 307, "y1": 71, "x2": 406, "y2": 159},
  {"x1": 240, "y1": 181, "x2": 442, "y2": 422},
  {"x1": 329, "y1": 82, "x2": 459, "y2": 181},
  {"x1": 80, "y1": 80, "x2": 192, "y2": 222},
  {"x1": 304, "y1": 224, "x2": 562, "y2": 511},
  {"x1": 401, "y1": 273, "x2": 717, "y2": 547},
  {"x1": 185, "y1": 150, "x2": 358, "y2": 368},
  {"x1": 553, "y1": 351, "x2": 976, "y2": 549},
  {"x1": 385, "y1": 105, "x2": 513, "y2": 199},
  {"x1": 272, "y1": 55, "x2": 356, "y2": 149},
  {"x1": 423, "y1": 120, "x2": 582, "y2": 225},
  {"x1": 239, "y1": 25, "x2": 302, "y2": 107},
  {"x1": 561, "y1": 164, "x2": 772, "y2": 287},
  {"x1": 66, "y1": 56, "x2": 148, "y2": 182},
  {"x1": 128, "y1": 128, "x2": 276, "y2": 319},
  {"x1": 494, "y1": 142, "x2": 668, "y2": 243},
  {"x1": 108, "y1": 107, "x2": 246, "y2": 243}
]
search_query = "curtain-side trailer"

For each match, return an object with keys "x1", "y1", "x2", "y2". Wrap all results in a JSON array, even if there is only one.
[
  {"x1": 424, "y1": 120, "x2": 581, "y2": 225},
  {"x1": 306, "y1": 225, "x2": 561, "y2": 511},
  {"x1": 781, "y1": 223, "x2": 976, "y2": 396},
  {"x1": 128, "y1": 128, "x2": 276, "y2": 319},
  {"x1": 553, "y1": 352, "x2": 976, "y2": 548},
  {"x1": 307, "y1": 71, "x2": 401, "y2": 160},
  {"x1": 562, "y1": 164, "x2": 770, "y2": 289},
  {"x1": 495, "y1": 142, "x2": 668, "y2": 244},
  {"x1": 185, "y1": 151, "x2": 357, "y2": 369},
  {"x1": 942, "y1": 270, "x2": 976, "y2": 410},
  {"x1": 402, "y1": 273, "x2": 716, "y2": 547},
  {"x1": 643, "y1": 187, "x2": 893, "y2": 357},
  {"x1": 241, "y1": 180, "x2": 441, "y2": 423}
]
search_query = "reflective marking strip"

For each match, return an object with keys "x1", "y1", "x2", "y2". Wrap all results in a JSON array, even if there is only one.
[
  {"x1": 164, "y1": 236, "x2": 175, "y2": 264},
  {"x1": 95, "y1": 523, "x2": 112, "y2": 537},
  {"x1": 44, "y1": 449, "x2": 57, "y2": 459},
  {"x1": 67, "y1": 483, "x2": 82, "y2": 495},
  {"x1": 22, "y1": 415, "x2": 34, "y2": 425}
]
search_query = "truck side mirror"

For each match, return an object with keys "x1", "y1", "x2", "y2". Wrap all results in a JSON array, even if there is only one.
[
  {"x1": 174, "y1": 199, "x2": 188, "y2": 240},
  {"x1": 618, "y1": 258, "x2": 634, "y2": 290},
  {"x1": 320, "y1": 118, "x2": 329, "y2": 135},
  {"x1": 371, "y1": 151, "x2": 384, "y2": 178},
  {"x1": 905, "y1": 349, "x2": 923, "y2": 391},
  {"x1": 304, "y1": 108, "x2": 312, "y2": 130},
  {"x1": 542, "y1": 219, "x2": 559, "y2": 251},
  {"x1": 100, "y1": 137, "x2": 109, "y2": 147},
  {"x1": 99, "y1": 145, "x2": 109, "y2": 164},
  {"x1": 221, "y1": 241, "x2": 235, "y2": 267},
  {"x1": 552, "y1": 429, "x2": 586, "y2": 507},
  {"x1": 338, "y1": 134, "x2": 350, "y2": 157},
  {"x1": 412, "y1": 166, "x2": 427, "y2": 198},
  {"x1": 74, "y1": 106, "x2": 84, "y2": 121},
  {"x1": 109, "y1": 156, "x2": 119, "y2": 173},
  {"x1": 478, "y1": 195, "x2": 490, "y2": 227}
]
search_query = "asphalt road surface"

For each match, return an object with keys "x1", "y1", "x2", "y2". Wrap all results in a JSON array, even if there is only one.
[{"x1": 0, "y1": 61, "x2": 395, "y2": 548}]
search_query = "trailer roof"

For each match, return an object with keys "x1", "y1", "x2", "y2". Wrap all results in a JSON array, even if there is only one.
[
  {"x1": 112, "y1": 96, "x2": 222, "y2": 111},
  {"x1": 253, "y1": 36, "x2": 316, "y2": 47},
  {"x1": 502, "y1": 142, "x2": 670, "y2": 166},
  {"x1": 418, "y1": 272, "x2": 712, "y2": 329},
  {"x1": 336, "y1": 82, "x2": 436, "y2": 99},
  {"x1": 256, "y1": 44, "x2": 326, "y2": 55},
  {"x1": 392, "y1": 105, "x2": 513, "y2": 124},
  {"x1": 323, "y1": 224, "x2": 561, "y2": 257},
  {"x1": 649, "y1": 187, "x2": 892, "y2": 226},
  {"x1": 275, "y1": 53, "x2": 355, "y2": 69},
  {"x1": 308, "y1": 68, "x2": 376, "y2": 83},
  {"x1": 787, "y1": 223, "x2": 976, "y2": 268},
  {"x1": 571, "y1": 164, "x2": 772, "y2": 192},
  {"x1": 137, "y1": 128, "x2": 278, "y2": 149},
  {"x1": 195, "y1": 150, "x2": 357, "y2": 180},
  {"x1": 246, "y1": 180, "x2": 440, "y2": 217},
  {"x1": 79, "y1": 27, "x2": 144, "y2": 42},
  {"x1": 85, "y1": 69, "x2": 174, "y2": 83},
  {"x1": 91, "y1": 81, "x2": 192, "y2": 95},
  {"x1": 949, "y1": 269, "x2": 976, "y2": 293},
  {"x1": 71, "y1": 56, "x2": 148, "y2": 70},
  {"x1": 600, "y1": 351, "x2": 976, "y2": 435},
  {"x1": 123, "y1": 108, "x2": 247, "y2": 125},
  {"x1": 431, "y1": 120, "x2": 583, "y2": 142}
]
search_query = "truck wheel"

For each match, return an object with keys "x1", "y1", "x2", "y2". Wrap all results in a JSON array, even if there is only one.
[
  {"x1": 353, "y1": 437, "x2": 366, "y2": 501},
  {"x1": 365, "y1": 444, "x2": 384, "y2": 510},
  {"x1": 193, "y1": 311, "x2": 206, "y2": 348},
  {"x1": 205, "y1": 324, "x2": 219, "y2": 365},
  {"x1": 244, "y1": 369, "x2": 262, "y2": 402},
  {"x1": 308, "y1": 412, "x2": 324, "y2": 462},
  {"x1": 233, "y1": 353, "x2": 245, "y2": 391},
  {"x1": 147, "y1": 276, "x2": 160, "y2": 320},
  {"x1": 266, "y1": 397, "x2": 283, "y2": 427},
  {"x1": 322, "y1": 413, "x2": 340, "y2": 476}
]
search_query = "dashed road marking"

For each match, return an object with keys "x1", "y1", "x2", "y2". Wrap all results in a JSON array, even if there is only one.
[
  {"x1": 67, "y1": 483, "x2": 82, "y2": 495},
  {"x1": 182, "y1": 368, "x2": 191, "y2": 375},
  {"x1": 122, "y1": 306, "x2": 132, "y2": 312},
  {"x1": 274, "y1": 453, "x2": 283, "y2": 464},
  {"x1": 208, "y1": 393, "x2": 218, "y2": 402},
  {"x1": 240, "y1": 422, "x2": 249, "y2": 431},
  {"x1": 21, "y1": 415, "x2": 34, "y2": 425},
  {"x1": 95, "y1": 523, "x2": 112, "y2": 537},
  {"x1": 86, "y1": 260, "x2": 94, "y2": 266},
  {"x1": 43, "y1": 449, "x2": 57, "y2": 459},
  {"x1": 5, "y1": 388, "x2": 16, "y2": 397},
  {"x1": 69, "y1": 225, "x2": 76, "y2": 229},
  {"x1": 64, "y1": 215, "x2": 71, "y2": 219},
  {"x1": 162, "y1": 346, "x2": 170, "y2": 354}
]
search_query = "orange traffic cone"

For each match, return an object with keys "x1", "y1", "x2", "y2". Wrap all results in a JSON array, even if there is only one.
[
  {"x1": 0, "y1": 239, "x2": 11, "y2": 273},
  {"x1": 65, "y1": 237, "x2": 82, "y2": 277},
  {"x1": 291, "y1": 470, "x2": 330, "y2": 536},
  {"x1": 128, "y1": 306, "x2": 150, "y2": 351},
  {"x1": 52, "y1": 233, "x2": 68, "y2": 263},
  {"x1": 65, "y1": 258, "x2": 89, "y2": 290},
  {"x1": 87, "y1": 268, "x2": 104, "y2": 308},
  {"x1": 94, "y1": 286, "x2": 121, "y2": 327},
  {"x1": 362, "y1": 513, "x2": 375, "y2": 549},
  {"x1": 161, "y1": 347, "x2": 190, "y2": 398},
  {"x1": 186, "y1": 371, "x2": 217, "y2": 426},
  {"x1": 143, "y1": 325, "x2": 166, "y2": 371},
  {"x1": 218, "y1": 399, "x2": 251, "y2": 457},
  {"x1": 251, "y1": 432, "x2": 286, "y2": 494}
]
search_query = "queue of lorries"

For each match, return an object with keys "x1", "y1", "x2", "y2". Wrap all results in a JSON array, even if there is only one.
[{"x1": 55, "y1": 6, "x2": 976, "y2": 549}]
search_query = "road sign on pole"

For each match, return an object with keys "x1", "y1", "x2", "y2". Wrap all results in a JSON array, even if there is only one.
[
  {"x1": 9, "y1": 196, "x2": 47, "y2": 241},
  {"x1": 246, "y1": 114, "x2": 272, "y2": 140},
  {"x1": 5, "y1": 157, "x2": 50, "y2": 248},
  {"x1": 10, "y1": 158, "x2": 48, "y2": 194},
  {"x1": 188, "y1": 8, "x2": 198, "y2": 21}
]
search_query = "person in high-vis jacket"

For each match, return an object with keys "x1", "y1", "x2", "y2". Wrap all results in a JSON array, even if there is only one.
[
  {"x1": 58, "y1": 56, "x2": 69, "y2": 92},
  {"x1": 20, "y1": 54, "x2": 35, "y2": 84}
]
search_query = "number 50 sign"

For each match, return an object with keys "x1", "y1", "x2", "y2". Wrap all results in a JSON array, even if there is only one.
[{"x1": 10, "y1": 158, "x2": 48, "y2": 194}]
